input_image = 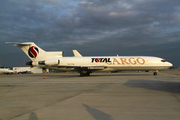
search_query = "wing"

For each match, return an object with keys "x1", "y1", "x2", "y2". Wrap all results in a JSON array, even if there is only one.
[
  {"x1": 73, "y1": 50, "x2": 82, "y2": 57},
  {"x1": 51, "y1": 65, "x2": 106, "y2": 71}
]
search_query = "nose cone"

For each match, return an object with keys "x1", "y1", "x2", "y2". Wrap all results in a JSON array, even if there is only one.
[{"x1": 167, "y1": 62, "x2": 173, "y2": 67}]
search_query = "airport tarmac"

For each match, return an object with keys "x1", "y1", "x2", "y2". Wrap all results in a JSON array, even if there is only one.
[{"x1": 0, "y1": 70, "x2": 180, "y2": 120}]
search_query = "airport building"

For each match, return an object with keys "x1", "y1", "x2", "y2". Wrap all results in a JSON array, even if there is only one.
[{"x1": 13, "y1": 67, "x2": 49, "y2": 74}]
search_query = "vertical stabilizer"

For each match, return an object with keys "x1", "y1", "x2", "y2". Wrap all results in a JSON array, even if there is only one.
[{"x1": 6, "y1": 42, "x2": 64, "y2": 61}]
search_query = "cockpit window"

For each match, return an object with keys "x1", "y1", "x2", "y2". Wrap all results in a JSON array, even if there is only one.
[{"x1": 161, "y1": 59, "x2": 166, "y2": 62}]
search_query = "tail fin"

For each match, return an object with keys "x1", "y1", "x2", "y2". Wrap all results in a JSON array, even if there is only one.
[{"x1": 6, "y1": 42, "x2": 64, "y2": 61}]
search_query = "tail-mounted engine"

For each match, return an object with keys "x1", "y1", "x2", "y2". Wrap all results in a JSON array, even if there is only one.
[
  {"x1": 38, "y1": 59, "x2": 60, "y2": 66},
  {"x1": 26, "y1": 59, "x2": 60, "y2": 66}
]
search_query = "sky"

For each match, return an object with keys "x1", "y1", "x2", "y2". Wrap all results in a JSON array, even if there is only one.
[{"x1": 0, "y1": 0, "x2": 180, "y2": 68}]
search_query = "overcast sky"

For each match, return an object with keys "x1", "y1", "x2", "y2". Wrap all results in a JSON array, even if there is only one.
[{"x1": 0, "y1": 0, "x2": 180, "y2": 67}]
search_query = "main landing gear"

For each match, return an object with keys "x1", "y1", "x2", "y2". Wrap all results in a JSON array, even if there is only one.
[{"x1": 80, "y1": 71, "x2": 90, "y2": 77}]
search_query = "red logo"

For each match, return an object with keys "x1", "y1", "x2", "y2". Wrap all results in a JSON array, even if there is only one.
[
  {"x1": 95, "y1": 58, "x2": 100, "y2": 62},
  {"x1": 28, "y1": 46, "x2": 39, "y2": 58}
]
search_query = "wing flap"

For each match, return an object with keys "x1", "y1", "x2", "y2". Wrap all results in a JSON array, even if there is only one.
[{"x1": 87, "y1": 67, "x2": 105, "y2": 69}]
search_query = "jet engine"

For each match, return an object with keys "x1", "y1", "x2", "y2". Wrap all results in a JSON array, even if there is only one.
[
  {"x1": 38, "y1": 59, "x2": 60, "y2": 66},
  {"x1": 26, "y1": 59, "x2": 60, "y2": 66}
]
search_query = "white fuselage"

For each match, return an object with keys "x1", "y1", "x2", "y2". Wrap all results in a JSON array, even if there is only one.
[{"x1": 38, "y1": 56, "x2": 172, "y2": 72}]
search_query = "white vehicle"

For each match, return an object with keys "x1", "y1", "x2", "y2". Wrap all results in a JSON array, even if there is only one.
[
  {"x1": 6, "y1": 42, "x2": 173, "y2": 76},
  {"x1": 0, "y1": 68, "x2": 14, "y2": 74}
]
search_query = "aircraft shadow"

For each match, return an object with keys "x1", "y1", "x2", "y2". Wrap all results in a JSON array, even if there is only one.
[
  {"x1": 28, "y1": 112, "x2": 38, "y2": 120},
  {"x1": 124, "y1": 80, "x2": 180, "y2": 94},
  {"x1": 31, "y1": 73, "x2": 152, "y2": 78},
  {"x1": 89, "y1": 73, "x2": 152, "y2": 77},
  {"x1": 26, "y1": 105, "x2": 112, "y2": 120},
  {"x1": 30, "y1": 74, "x2": 79, "y2": 78},
  {"x1": 82, "y1": 104, "x2": 113, "y2": 120}
]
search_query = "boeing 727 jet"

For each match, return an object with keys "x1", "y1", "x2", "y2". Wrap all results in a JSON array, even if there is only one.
[{"x1": 6, "y1": 42, "x2": 173, "y2": 76}]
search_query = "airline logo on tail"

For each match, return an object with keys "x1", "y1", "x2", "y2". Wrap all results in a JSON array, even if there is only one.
[{"x1": 28, "y1": 46, "x2": 39, "y2": 58}]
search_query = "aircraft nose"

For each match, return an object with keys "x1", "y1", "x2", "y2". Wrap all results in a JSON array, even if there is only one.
[{"x1": 167, "y1": 62, "x2": 173, "y2": 67}]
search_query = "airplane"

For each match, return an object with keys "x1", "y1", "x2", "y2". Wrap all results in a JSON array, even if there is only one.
[
  {"x1": 0, "y1": 68, "x2": 15, "y2": 74},
  {"x1": 6, "y1": 42, "x2": 173, "y2": 76}
]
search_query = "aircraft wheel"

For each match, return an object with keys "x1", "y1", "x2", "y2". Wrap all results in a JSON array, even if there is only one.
[
  {"x1": 80, "y1": 72, "x2": 90, "y2": 76},
  {"x1": 80, "y1": 73, "x2": 84, "y2": 77},
  {"x1": 86, "y1": 72, "x2": 90, "y2": 76},
  {"x1": 153, "y1": 72, "x2": 157, "y2": 75}
]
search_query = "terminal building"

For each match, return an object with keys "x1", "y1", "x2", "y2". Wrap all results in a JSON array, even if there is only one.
[{"x1": 13, "y1": 67, "x2": 49, "y2": 74}]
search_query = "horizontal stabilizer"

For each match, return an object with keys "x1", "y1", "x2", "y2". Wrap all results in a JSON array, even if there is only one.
[{"x1": 6, "y1": 42, "x2": 32, "y2": 47}]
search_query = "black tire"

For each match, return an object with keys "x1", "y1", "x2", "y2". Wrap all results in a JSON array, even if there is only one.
[
  {"x1": 80, "y1": 72, "x2": 90, "y2": 76},
  {"x1": 86, "y1": 72, "x2": 90, "y2": 76},
  {"x1": 80, "y1": 73, "x2": 84, "y2": 77},
  {"x1": 153, "y1": 72, "x2": 157, "y2": 75}
]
